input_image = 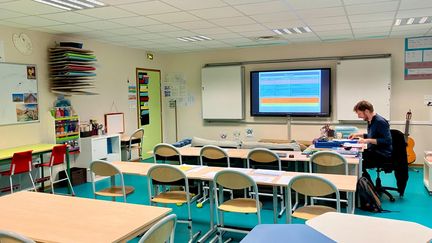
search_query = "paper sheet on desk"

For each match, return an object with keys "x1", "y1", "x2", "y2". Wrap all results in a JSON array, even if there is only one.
[
  {"x1": 254, "y1": 169, "x2": 284, "y2": 176},
  {"x1": 228, "y1": 167, "x2": 253, "y2": 173},
  {"x1": 343, "y1": 142, "x2": 363, "y2": 148}
]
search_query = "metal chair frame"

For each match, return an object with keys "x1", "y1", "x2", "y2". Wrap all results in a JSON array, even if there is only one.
[
  {"x1": 126, "y1": 128, "x2": 144, "y2": 161},
  {"x1": 138, "y1": 214, "x2": 177, "y2": 243}
]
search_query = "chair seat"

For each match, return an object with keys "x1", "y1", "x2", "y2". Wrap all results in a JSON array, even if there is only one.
[
  {"x1": 151, "y1": 191, "x2": 193, "y2": 204},
  {"x1": 293, "y1": 205, "x2": 336, "y2": 220},
  {"x1": 218, "y1": 198, "x2": 262, "y2": 213},
  {"x1": 95, "y1": 186, "x2": 134, "y2": 197}
]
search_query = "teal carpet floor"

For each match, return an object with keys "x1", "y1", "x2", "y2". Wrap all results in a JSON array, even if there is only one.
[{"x1": 59, "y1": 165, "x2": 431, "y2": 243}]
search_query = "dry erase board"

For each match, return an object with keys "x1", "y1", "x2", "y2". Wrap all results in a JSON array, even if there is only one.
[
  {"x1": 201, "y1": 65, "x2": 244, "y2": 119},
  {"x1": 105, "y1": 112, "x2": 124, "y2": 134},
  {"x1": 0, "y1": 63, "x2": 39, "y2": 126},
  {"x1": 336, "y1": 58, "x2": 391, "y2": 120}
]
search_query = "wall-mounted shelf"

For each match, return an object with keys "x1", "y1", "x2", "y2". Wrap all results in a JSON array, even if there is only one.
[{"x1": 54, "y1": 116, "x2": 80, "y2": 152}]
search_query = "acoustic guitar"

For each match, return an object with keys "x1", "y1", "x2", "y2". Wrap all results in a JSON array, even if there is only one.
[{"x1": 404, "y1": 110, "x2": 416, "y2": 164}]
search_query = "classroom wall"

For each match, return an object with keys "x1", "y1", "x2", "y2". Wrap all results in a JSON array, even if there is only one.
[
  {"x1": 162, "y1": 38, "x2": 432, "y2": 164},
  {"x1": 0, "y1": 25, "x2": 166, "y2": 150}
]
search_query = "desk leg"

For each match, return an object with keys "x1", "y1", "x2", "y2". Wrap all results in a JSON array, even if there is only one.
[
  {"x1": 347, "y1": 191, "x2": 355, "y2": 214},
  {"x1": 358, "y1": 152, "x2": 363, "y2": 177},
  {"x1": 273, "y1": 186, "x2": 277, "y2": 224},
  {"x1": 66, "y1": 147, "x2": 71, "y2": 194},
  {"x1": 197, "y1": 181, "x2": 217, "y2": 243}
]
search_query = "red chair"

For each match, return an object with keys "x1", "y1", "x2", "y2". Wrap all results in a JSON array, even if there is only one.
[
  {"x1": 35, "y1": 145, "x2": 75, "y2": 196},
  {"x1": 0, "y1": 150, "x2": 36, "y2": 193}
]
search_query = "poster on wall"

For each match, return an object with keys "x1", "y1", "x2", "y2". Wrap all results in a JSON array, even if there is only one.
[
  {"x1": 164, "y1": 72, "x2": 193, "y2": 107},
  {"x1": 405, "y1": 36, "x2": 432, "y2": 80},
  {"x1": 137, "y1": 71, "x2": 150, "y2": 126}
]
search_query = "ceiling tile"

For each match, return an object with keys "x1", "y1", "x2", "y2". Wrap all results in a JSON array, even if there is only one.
[
  {"x1": 233, "y1": 1, "x2": 292, "y2": 15},
  {"x1": 76, "y1": 20, "x2": 124, "y2": 30},
  {"x1": 135, "y1": 33, "x2": 169, "y2": 40},
  {"x1": 304, "y1": 16, "x2": 348, "y2": 25},
  {"x1": 284, "y1": 33, "x2": 318, "y2": 40},
  {"x1": 0, "y1": 20, "x2": 31, "y2": 28},
  {"x1": 189, "y1": 6, "x2": 244, "y2": 19},
  {"x1": 110, "y1": 16, "x2": 161, "y2": 26},
  {"x1": 39, "y1": 12, "x2": 98, "y2": 24},
  {"x1": 348, "y1": 12, "x2": 395, "y2": 23},
  {"x1": 239, "y1": 29, "x2": 277, "y2": 37},
  {"x1": 161, "y1": 0, "x2": 227, "y2": 10},
  {"x1": 223, "y1": 0, "x2": 274, "y2": 4},
  {"x1": 298, "y1": 7, "x2": 346, "y2": 18},
  {"x1": 209, "y1": 16, "x2": 256, "y2": 26},
  {"x1": 289, "y1": 36, "x2": 320, "y2": 42},
  {"x1": 75, "y1": 30, "x2": 118, "y2": 38},
  {"x1": 310, "y1": 23, "x2": 351, "y2": 31},
  {"x1": 161, "y1": 30, "x2": 198, "y2": 37},
  {"x1": 261, "y1": 20, "x2": 306, "y2": 29},
  {"x1": 343, "y1": 0, "x2": 396, "y2": 4},
  {"x1": 102, "y1": 35, "x2": 141, "y2": 42},
  {"x1": 190, "y1": 27, "x2": 231, "y2": 35},
  {"x1": 148, "y1": 11, "x2": 200, "y2": 23},
  {"x1": 351, "y1": 20, "x2": 393, "y2": 28},
  {"x1": 249, "y1": 11, "x2": 298, "y2": 23},
  {"x1": 206, "y1": 32, "x2": 244, "y2": 39},
  {"x1": 75, "y1": 6, "x2": 137, "y2": 19},
  {"x1": 101, "y1": 0, "x2": 148, "y2": 5},
  {"x1": 345, "y1": 1, "x2": 399, "y2": 15},
  {"x1": 41, "y1": 24, "x2": 93, "y2": 33},
  {"x1": 396, "y1": 8, "x2": 432, "y2": 18},
  {"x1": 315, "y1": 29, "x2": 353, "y2": 36},
  {"x1": 0, "y1": 8, "x2": 25, "y2": 19},
  {"x1": 172, "y1": 20, "x2": 217, "y2": 30},
  {"x1": 7, "y1": 16, "x2": 64, "y2": 27},
  {"x1": 117, "y1": 1, "x2": 179, "y2": 15},
  {"x1": 287, "y1": 0, "x2": 342, "y2": 9},
  {"x1": 399, "y1": 0, "x2": 432, "y2": 10},
  {"x1": 0, "y1": 0, "x2": 64, "y2": 15},
  {"x1": 105, "y1": 27, "x2": 144, "y2": 35},
  {"x1": 225, "y1": 23, "x2": 267, "y2": 32},
  {"x1": 352, "y1": 27, "x2": 391, "y2": 34},
  {"x1": 137, "y1": 24, "x2": 181, "y2": 32}
]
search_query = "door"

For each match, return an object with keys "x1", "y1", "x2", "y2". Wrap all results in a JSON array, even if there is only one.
[{"x1": 136, "y1": 68, "x2": 162, "y2": 159}]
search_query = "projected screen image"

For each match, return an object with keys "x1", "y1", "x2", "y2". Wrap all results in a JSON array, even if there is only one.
[{"x1": 251, "y1": 68, "x2": 330, "y2": 117}]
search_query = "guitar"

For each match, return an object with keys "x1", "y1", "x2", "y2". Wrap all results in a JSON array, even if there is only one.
[{"x1": 404, "y1": 110, "x2": 416, "y2": 164}]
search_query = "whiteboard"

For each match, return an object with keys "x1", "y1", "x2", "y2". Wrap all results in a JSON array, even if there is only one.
[
  {"x1": 336, "y1": 58, "x2": 391, "y2": 120},
  {"x1": 201, "y1": 66, "x2": 244, "y2": 119},
  {"x1": 104, "y1": 113, "x2": 124, "y2": 134},
  {"x1": 0, "y1": 63, "x2": 39, "y2": 126}
]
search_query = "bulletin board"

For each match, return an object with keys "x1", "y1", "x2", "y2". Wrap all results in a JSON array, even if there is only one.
[
  {"x1": 104, "y1": 112, "x2": 124, "y2": 134},
  {"x1": 0, "y1": 62, "x2": 39, "y2": 126},
  {"x1": 136, "y1": 70, "x2": 150, "y2": 126}
]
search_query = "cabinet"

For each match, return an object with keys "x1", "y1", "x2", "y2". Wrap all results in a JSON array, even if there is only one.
[
  {"x1": 55, "y1": 116, "x2": 80, "y2": 152},
  {"x1": 424, "y1": 151, "x2": 432, "y2": 194}
]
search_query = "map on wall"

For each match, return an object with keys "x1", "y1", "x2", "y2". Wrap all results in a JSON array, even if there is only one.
[
  {"x1": 405, "y1": 36, "x2": 432, "y2": 80},
  {"x1": 0, "y1": 63, "x2": 39, "y2": 125}
]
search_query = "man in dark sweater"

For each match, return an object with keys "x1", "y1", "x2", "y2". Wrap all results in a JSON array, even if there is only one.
[{"x1": 349, "y1": 100, "x2": 392, "y2": 178}]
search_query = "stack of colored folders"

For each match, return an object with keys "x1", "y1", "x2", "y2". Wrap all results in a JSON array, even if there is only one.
[{"x1": 49, "y1": 46, "x2": 97, "y2": 95}]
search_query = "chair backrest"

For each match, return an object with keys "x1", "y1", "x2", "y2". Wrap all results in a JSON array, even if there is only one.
[
  {"x1": 90, "y1": 160, "x2": 127, "y2": 201},
  {"x1": 199, "y1": 145, "x2": 230, "y2": 167},
  {"x1": 138, "y1": 214, "x2": 177, "y2": 243},
  {"x1": 153, "y1": 143, "x2": 182, "y2": 165},
  {"x1": 11, "y1": 150, "x2": 33, "y2": 175},
  {"x1": 50, "y1": 144, "x2": 67, "y2": 166},
  {"x1": 147, "y1": 164, "x2": 189, "y2": 203},
  {"x1": 129, "y1": 128, "x2": 144, "y2": 147},
  {"x1": 309, "y1": 151, "x2": 348, "y2": 175},
  {"x1": 0, "y1": 230, "x2": 35, "y2": 243},
  {"x1": 247, "y1": 148, "x2": 281, "y2": 170}
]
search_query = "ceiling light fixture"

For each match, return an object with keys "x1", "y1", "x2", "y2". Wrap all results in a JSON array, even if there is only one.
[
  {"x1": 176, "y1": 35, "x2": 212, "y2": 42},
  {"x1": 32, "y1": 0, "x2": 105, "y2": 10},
  {"x1": 273, "y1": 26, "x2": 312, "y2": 35},
  {"x1": 394, "y1": 16, "x2": 432, "y2": 26}
]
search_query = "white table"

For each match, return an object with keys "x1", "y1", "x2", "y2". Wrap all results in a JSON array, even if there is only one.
[{"x1": 306, "y1": 212, "x2": 432, "y2": 243}]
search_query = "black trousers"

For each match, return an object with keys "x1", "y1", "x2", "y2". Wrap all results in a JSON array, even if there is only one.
[{"x1": 362, "y1": 150, "x2": 391, "y2": 182}]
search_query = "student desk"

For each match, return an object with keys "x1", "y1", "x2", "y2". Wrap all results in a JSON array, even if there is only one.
[
  {"x1": 174, "y1": 146, "x2": 361, "y2": 176},
  {"x1": 240, "y1": 224, "x2": 335, "y2": 243},
  {"x1": 0, "y1": 191, "x2": 171, "y2": 243},
  {"x1": 112, "y1": 161, "x2": 357, "y2": 242},
  {"x1": 307, "y1": 212, "x2": 432, "y2": 243},
  {"x1": 0, "y1": 144, "x2": 66, "y2": 190}
]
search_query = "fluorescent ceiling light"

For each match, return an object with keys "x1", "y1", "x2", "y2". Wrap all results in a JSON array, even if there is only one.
[
  {"x1": 394, "y1": 19, "x2": 401, "y2": 26},
  {"x1": 273, "y1": 26, "x2": 311, "y2": 35},
  {"x1": 32, "y1": 0, "x2": 106, "y2": 10},
  {"x1": 176, "y1": 35, "x2": 212, "y2": 42},
  {"x1": 406, "y1": 17, "x2": 415, "y2": 25},
  {"x1": 419, "y1": 16, "x2": 428, "y2": 24},
  {"x1": 395, "y1": 16, "x2": 431, "y2": 26}
]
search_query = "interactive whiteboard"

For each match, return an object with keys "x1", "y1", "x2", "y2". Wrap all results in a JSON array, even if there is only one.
[{"x1": 0, "y1": 63, "x2": 39, "y2": 126}]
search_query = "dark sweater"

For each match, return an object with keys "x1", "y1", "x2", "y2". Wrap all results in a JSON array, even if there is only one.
[{"x1": 364, "y1": 114, "x2": 392, "y2": 158}]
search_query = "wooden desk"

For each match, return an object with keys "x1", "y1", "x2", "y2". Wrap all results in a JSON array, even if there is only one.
[
  {"x1": 0, "y1": 191, "x2": 171, "y2": 243},
  {"x1": 307, "y1": 212, "x2": 432, "y2": 243}
]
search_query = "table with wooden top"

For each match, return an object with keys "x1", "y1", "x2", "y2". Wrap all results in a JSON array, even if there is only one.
[
  {"x1": 0, "y1": 144, "x2": 68, "y2": 190},
  {"x1": 306, "y1": 212, "x2": 432, "y2": 243},
  {"x1": 172, "y1": 146, "x2": 361, "y2": 176},
  {"x1": 112, "y1": 161, "x2": 357, "y2": 242},
  {"x1": 0, "y1": 191, "x2": 171, "y2": 243}
]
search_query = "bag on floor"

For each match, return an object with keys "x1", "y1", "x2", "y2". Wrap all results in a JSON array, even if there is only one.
[{"x1": 356, "y1": 176, "x2": 385, "y2": 212}]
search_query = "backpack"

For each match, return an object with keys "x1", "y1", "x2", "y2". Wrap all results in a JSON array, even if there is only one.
[{"x1": 356, "y1": 176, "x2": 385, "y2": 212}]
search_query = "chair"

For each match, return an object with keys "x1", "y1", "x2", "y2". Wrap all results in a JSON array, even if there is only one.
[
  {"x1": 213, "y1": 169, "x2": 262, "y2": 243},
  {"x1": 197, "y1": 145, "x2": 232, "y2": 206},
  {"x1": 89, "y1": 160, "x2": 134, "y2": 202},
  {"x1": 375, "y1": 129, "x2": 409, "y2": 201},
  {"x1": 0, "y1": 150, "x2": 36, "y2": 194},
  {"x1": 147, "y1": 164, "x2": 200, "y2": 243},
  {"x1": 0, "y1": 230, "x2": 35, "y2": 243},
  {"x1": 286, "y1": 174, "x2": 340, "y2": 223},
  {"x1": 138, "y1": 214, "x2": 177, "y2": 243},
  {"x1": 34, "y1": 144, "x2": 75, "y2": 196},
  {"x1": 247, "y1": 148, "x2": 284, "y2": 217},
  {"x1": 153, "y1": 143, "x2": 183, "y2": 165},
  {"x1": 125, "y1": 128, "x2": 144, "y2": 161}
]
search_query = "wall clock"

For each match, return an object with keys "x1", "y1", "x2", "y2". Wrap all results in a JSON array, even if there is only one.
[{"x1": 12, "y1": 33, "x2": 33, "y2": 55}]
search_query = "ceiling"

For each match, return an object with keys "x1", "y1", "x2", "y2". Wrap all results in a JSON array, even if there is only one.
[{"x1": 0, "y1": 0, "x2": 431, "y2": 53}]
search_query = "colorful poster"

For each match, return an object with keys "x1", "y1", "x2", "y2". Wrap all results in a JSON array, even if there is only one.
[
  {"x1": 405, "y1": 36, "x2": 432, "y2": 80},
  {"x1": 137, "y1": 71, "x2": 150, "y2": 125}
]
